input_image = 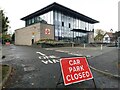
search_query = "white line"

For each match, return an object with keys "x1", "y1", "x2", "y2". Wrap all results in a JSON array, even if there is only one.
[
  {"x1": 21, "y1": 64, "x2": 25, "y2": 67},
  {"x1": 41, "y1": 60, "x2": 48, "y2": 64},
  {"x1": 48, "y1": 60, "x2": 53, "y2": 63},
  {"x1": 48, "y1": 55, "x2": 59, "y2": 58},
  {"x1": 52, "y1": 59, "x2": 56, "y2": 63},
  {"x1": 36, "y1": 52, "x2": 45, "y2": 56},
  {"x1": 55, "y1": 59, "x2": 60, "y2": 62},
  {"x1": 38, "y1": 56, "x2": 42, "y2": 59},
  {"x1": 55, "y1": 50, "x2": 65, "y2": 52},
  {"x1": 45, "y1": 48, "x2": 53, "y2": 50}
]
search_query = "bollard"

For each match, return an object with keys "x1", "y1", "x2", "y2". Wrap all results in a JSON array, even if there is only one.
[
  {"x1": 101, "y1": 44, "x2": 103, "y2": 50},
  {"x1": 84, "y1": 44, "x2": 86, "y2": 49},
  {"x1": 72, "y1": 42, "x2": 74, "y2": 47}
]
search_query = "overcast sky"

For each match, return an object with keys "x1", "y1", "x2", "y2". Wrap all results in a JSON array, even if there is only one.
[{"x1": 0, "y1": 0, "x2": 119, "y2": 34}]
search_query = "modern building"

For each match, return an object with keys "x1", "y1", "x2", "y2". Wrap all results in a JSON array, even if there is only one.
[{"x1": 15, "y1": 2, "x2": 99, "y2": 45}]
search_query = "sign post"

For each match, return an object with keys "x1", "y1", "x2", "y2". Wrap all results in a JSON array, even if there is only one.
[
  {"x1": 45, "y1": 28, "x2": 50, "y2": 35},
  {"x1": 56, "y1": 57, "x2": 96, "y2": 88}
]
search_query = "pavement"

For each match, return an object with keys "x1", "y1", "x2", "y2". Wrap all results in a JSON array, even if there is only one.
[
  {"x1": 44, "y1": 46, "x2": 120, "y2": 78},
  {"x1": 88, "y1": 48, "x2": 119, "y2": 78}
]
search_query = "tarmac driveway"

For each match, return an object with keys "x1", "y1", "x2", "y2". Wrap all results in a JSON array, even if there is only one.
[{"x1": 1, "y1": 45, "x2": 119, "y2": 89}]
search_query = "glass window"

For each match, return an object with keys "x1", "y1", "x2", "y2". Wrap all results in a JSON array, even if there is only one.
[
  {"x1": 80, "y1": 21, "x2": 85, "y2": 30},
  {"x1": 70, "y1": 17, "x2": 73, "y2": 29},
  {"x1": 50, "y1": 11, "x2": 53, "y2": 24},
  {"x1": 47, "y1": 12, "x2": 50, "y2": 24},
  {"x1": 73, "y1": 18, "x2": 75, "y2": 28},
  {"x1": 105, "y1": 37, "x2": 108, "y2": 40},
  {"x1": 28, "y1": 19, "x2": 31, "y2": 25},
  {"x1": 86, "y1": 22, "x2": 88, "y2": 30},
  {"x1": 55, "y1": 29, "x2": 58, "y2": 36},
  {"x1": 62, "y1": 22, "x2": 64, "y2": 27},
  {"x1": 31, "y1": 18, "x2": 34, "y2": 24},
  {"x1": 58, "y1": 12, "x2": 61, "y2": 21},
  {"x1": 66, "y1": 16, "x2": 69, "y2": 28},
  {"x1": 76, "y1": 19, "x2": 79, "y2": 29},
  {"x1": 55, "y1": 11, "x2": 57, "y2": 21},
  {"x1": 64, "y1": 15, "x2": 66, "y2": 27},
  {"x1": 69, "y1": 23, "x2": 71, "y2": 28}
]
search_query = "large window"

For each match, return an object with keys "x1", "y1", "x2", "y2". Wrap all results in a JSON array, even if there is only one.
[
  {"x1": 69, "y1": 23, "x2": 71, "y2": 28},
  {"x1": 25, "y1": 11, "x2": 54, "y2": 26},
  {"x1": 62, "y1": 22, "x2": 64, "y2": 27}
]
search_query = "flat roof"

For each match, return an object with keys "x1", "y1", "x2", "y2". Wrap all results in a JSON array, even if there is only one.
[{"x1": 21, "y1": 2, "x2": 99, "y2": 24}]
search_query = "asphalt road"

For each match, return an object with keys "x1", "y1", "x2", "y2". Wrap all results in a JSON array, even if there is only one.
[{"x1": 1, "y1": 45, "x2": 119, "y2": 89}]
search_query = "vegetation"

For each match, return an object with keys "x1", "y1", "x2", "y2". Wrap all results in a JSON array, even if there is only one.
[
  {"x1": 0, "y1": 9, "x2": 9, "y2": 33},
  {"x1": 1, "y1": 65, "x2": 9, "y2": 80},
  {"x1": 37, "y1": 39, "x2": 59, "y2": 44},
  {"x1": 0, "y1": 9, "x2": 11, "y2": 44},
  {"x1": 94, "y1": 29, "x2": 105, "y2": 42},
  {"x1": 36, "y1": 39, "x2": 72, "y2": 48}
]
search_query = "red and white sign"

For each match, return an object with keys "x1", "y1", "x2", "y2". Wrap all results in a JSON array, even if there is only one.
[
  {"x1": 45, "y1": 28, "x2": 50, "y2": 35},
  {"x1": 60, "y1": 57, "x2": 93, "y2": 86}
]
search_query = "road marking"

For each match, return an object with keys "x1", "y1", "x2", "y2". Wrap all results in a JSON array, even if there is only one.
[
  {"x1": 48, "y1": 60, "x2": 53, "y2": 63},
  {"x1": 41, "y1": 59, "x2": 60, "y2": 64},
  {"x1": 54, "y1": 49, "x2": 69, "y2": 53},
  {"x1": 31, "y1": 83, "x2": 34, "y2": 85},
  {"x1": 36, "y1": 51, "x2": 60, "y2": 65},
  {"x1": 55, "y1": 59, "x2": 60, "y2": 63},
  {"x1": 41, "y1": 60, "x2": 48, "y2": 64},
  {"x1": 24, "y1": 67, "x2": 35, "y2": 72},
  {"x1": 55, "y1": 50, "x2": 65, "y2": 52},
  {"x1": 39, "y1": 56, "x2": 42, "y2": 59},
  {"x1": 52, "y1": 59, "x2": 56, "y2": 63},
  {"x1": 21, "y1": 64, "x2": 25, "y2": 67},
  {"x1": 36, "y1": 52, "x2": 45, "y2": 56},
  {"x1": 29, "y1": 76, "x2": 32, "y2": 79},
  {"x1": 52, "y1": 59, "x2": 60, "y2": 63},
  {"x1": 45, "y1": 48, "x2": 54, "y2": 50},
  {"x1": 68, "y1": 52, "x2": 83, "y2": 56},
  {"x1": 48, "y1": 55, "x2": 59, "y2": 58},
  {"x1": 86, "y1": 55, "x2": 92, "y2": 58},
  {"x1": 63, "y1": 51, "x2": 69, "y2": 53}
]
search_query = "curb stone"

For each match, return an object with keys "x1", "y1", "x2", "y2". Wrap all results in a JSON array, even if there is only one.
[
  {"x1": 90, "y1": 66, "x2": 120, "y2": 79},
  {"x1": 0, "y1": 65, "x2": 13, "y2": 90}
]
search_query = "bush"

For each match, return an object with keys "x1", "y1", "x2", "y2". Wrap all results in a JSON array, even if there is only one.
[
  {"x1": 36, "y1": 39, "x2": 57, "y2": 44},
  {"x1": 35, "y1": 39, "x2": 73, "y2": 48}
]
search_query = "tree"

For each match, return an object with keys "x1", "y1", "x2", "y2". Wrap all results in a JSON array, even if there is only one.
[
  {"x1": 11, "y1": 33, "x2": 15, "y2": 43},
  {"x1": 0, "y1": 9, "x2": 10, "y2": 44},
  {"x1": 94, "y1": 29, "x2": 106, "y2": 42},
  {"x1": 0, "y1": 9, "x2": 9, "y2": 33}
]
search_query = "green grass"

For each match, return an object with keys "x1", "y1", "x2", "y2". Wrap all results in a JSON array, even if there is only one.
[{"x1": 2, "y1": 65, "x2": 9, "y2": 80}]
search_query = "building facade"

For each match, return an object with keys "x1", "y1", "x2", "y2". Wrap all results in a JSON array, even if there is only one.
[
  {"x1": 15, "y1": 23, "x2": 54, "y2": 45},
  {"x1": 15, "y1": 2, "x2": 99, "y2": 45}
]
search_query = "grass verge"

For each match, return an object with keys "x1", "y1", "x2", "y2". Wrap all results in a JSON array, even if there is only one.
[{"x1": 2, "y1": 65, "x2": 10, "y2": 80}]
